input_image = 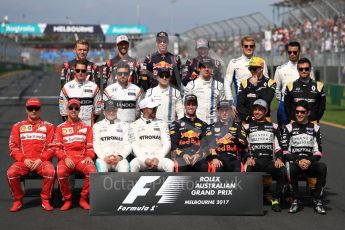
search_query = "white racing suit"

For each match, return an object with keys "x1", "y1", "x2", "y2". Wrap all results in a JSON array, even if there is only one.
[
  {"x1": 104, "y1": 82, "x2": 143, "y2": 123},
  {"x1": 129, "y1": 117, "x2": 174, "y2": 172},
  {"x1": 93, "y1": 118, "x2": 131, "y2": 172},
  {"x1": 184, "y1": 77, "x2": 225, "y2": 125},
  {"x1": 59, "y1": 80, "x2": 102, "y2": 126},
  {"x1": 224, "y1": 55, "x2": 268, "y2": 102},
  {"x1": 145, "y1": 85, "x2": 184, "y2": 125}
]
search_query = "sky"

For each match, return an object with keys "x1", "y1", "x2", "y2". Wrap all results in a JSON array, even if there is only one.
[{"x1": 0, "y1": 0, "x2": 278, "y2": 33}]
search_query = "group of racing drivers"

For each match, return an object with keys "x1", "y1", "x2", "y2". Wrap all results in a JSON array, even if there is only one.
[{"x1": 7, "y1": 32, "x2": 327, "y2": 215}]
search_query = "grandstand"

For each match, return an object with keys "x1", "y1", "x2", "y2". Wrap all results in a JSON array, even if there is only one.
[{"x1": 177, "y1": 0, "x2": 345, "y2": 85}]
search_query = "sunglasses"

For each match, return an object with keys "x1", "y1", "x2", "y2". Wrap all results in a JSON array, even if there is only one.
[
  {"x1": 75, "y1": 69, "x2": 87, "y2": 73},
  {"x1": 68, "y1": 106, "x2": 80, "y2": 111},
  {"x1": 27, "y1": 106, "x2": 40, "y2": 112},
  {"x1": 288, "y1": 51, "x2": 298, "y2": 55},
  {"x1": 156, "y1": 38, "x2": 168, "y2": 44},
  {"x1": 159, "y1": 74, "x2": 170, "y2": 79},
  {"x1": 295, "y1": 110, "x2": 307, "y2": 114},
  {"x1": 248, "y1": 66, "x2": 260, "y2": 72},
  {"x1": 298, "y1": 67, "x2": 310, "y2": 72},
  {"x1": 117, "y1": 71, "x2": 130, "y2": 77},
  {"x1": 243, "y1": 45, "x2": 255, "y2": 49}
]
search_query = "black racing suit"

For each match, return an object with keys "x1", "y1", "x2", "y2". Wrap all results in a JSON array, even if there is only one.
[
  {"x1": 244, "y1": 120, "x2": 287, "y2": 199},
  {"x1": 204, "y1": 121, "x2": 247, "y2": 172},
  {"x1": 60, "y1": 59, "x2": 99, "y2": 89},
  {"x1": 182, "y1": 56, "x2": 223, "y2": 85},
  {"x1": 237, "y1": 77, "x2": 276, "y2": 122},
  {"x1": 140, "y1": 51, "x2": 182, "y2": 91},
  {"x1": 102, "y1": 55, "x2": 140, "y2": 88},
  {"x1": 280, "y1": 122, "x2": 327, "y2": 200},
  {"x1": 284, "y1": 79, "x2": 326, "y2": 123},
  {"x1": 169, "y1": 116, "x2": 208, "y2": 172}
]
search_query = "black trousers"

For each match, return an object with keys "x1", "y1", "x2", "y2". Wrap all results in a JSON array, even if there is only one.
[
  {"x1": 213, "y1": 154, "x2": 241, "y2": 172},
  {"x1": 289, "y1": 161, "x2": 327, "y2": 200},
  {"x1": 246, "y1": 158, "x2": 288, "y2": 199}
]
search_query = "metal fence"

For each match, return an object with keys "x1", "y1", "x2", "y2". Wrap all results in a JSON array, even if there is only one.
[{"x1": 0, "y1": 35, "x2": 22, "y2": 63}]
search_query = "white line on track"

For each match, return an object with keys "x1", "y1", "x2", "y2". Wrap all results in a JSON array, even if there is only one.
[{"x1": 0, "y1": 96, "x2": 59, "y2": 100}]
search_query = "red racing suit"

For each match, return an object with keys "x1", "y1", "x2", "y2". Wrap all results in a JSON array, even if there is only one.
[
  {"x1": 7, "y1": 119, "x2": 55, "y2": 201},
  {"x1": 55, "y1": 120, "x2": 96, "y2": 200}
]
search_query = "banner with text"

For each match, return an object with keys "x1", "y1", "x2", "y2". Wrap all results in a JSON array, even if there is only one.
[
  {"x1": 101, "y1": 24, "x2": 148, "y2": 35},
  {"x1": 44, "y1": 24, "x2": 103, "y2": 34},
  {"x1": 0, "y1": 23, "x2": 45, "y2": 34},
  {"x1": 90, "y1": 172, "x2": 263, "y2": 216}
]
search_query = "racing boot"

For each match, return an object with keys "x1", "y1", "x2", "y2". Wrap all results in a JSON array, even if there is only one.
[
  {"x1": 79, "y1": 198, "x2": 90, "y2": 210},
  {"x1": 271, "y1": 199, "x2": 282, "y2": 212},
  {"x1": 314, "y1": 199, "x2": 326, "y2": 215},
  {"x1": 288, "y1": 199, "x2": 300, "y2": 213},
  {"x1": 41, "y1": 199, "x2": 53, "y2": 211},
  {"x1": 60, "y1": 199, "x2": 72, "y2": 211},
  {"x1": 10, "y1": 200, "x2": 23, "y2": 212}
]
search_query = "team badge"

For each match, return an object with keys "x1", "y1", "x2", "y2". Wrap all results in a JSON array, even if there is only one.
[{"x1": 62, "y1": 127, "x2": 73, "y2": 135}]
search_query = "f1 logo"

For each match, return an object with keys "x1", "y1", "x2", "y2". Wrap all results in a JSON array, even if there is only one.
[{"x1": 123, "y1": 176, "x2": 160, "y2": 204}]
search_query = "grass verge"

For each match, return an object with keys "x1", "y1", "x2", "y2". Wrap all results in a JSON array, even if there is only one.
[
  {"x1": 271, "y1": 98, "x2": 345, "y2": 126},
  {"x1": 322, "y1": 103, "x2": 345, "y2": 126}
]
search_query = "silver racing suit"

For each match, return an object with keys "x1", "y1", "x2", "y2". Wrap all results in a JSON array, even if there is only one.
[
  {"x1": 129, "y1": 117, "x2": 174, "y2": 172},
  {"x1": 93, "y1": 118, "x2": 131, "y2": 172}
]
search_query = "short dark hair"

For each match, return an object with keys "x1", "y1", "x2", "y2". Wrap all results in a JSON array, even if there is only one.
[
  {"x1": 287, "y1": 41, "x2": 300, "y2": 51},
  {"x1": 184, "y1": 94, "x2": 198, "y2": 105},
  {"x1": 295, "y1": 100, "x2": 310, "y2": 111},
  {"x1": 75, "y1": 60, "x2": 88, "y2": 68},
  {"x1": 297, "y1": 57, "x2": 312, "y2": 68},
  {"x1": 116, "y1": 60, "x2": 130, "y2": 70}
]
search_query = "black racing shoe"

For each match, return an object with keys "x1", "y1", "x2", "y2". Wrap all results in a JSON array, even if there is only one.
[
  {"x1": 271, "y1": 199, "x2": 282, "y2": 212},
  {"x1": 314, "y1": 199, "x2": 326, "y2": 215},
  {"x1": 288, "y1": 199, "x2": 300, "y2": 213}
]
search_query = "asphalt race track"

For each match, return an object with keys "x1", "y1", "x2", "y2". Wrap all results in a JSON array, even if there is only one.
[{"x1": 0, "y1": 71, "x2": 344, "y2": 230}]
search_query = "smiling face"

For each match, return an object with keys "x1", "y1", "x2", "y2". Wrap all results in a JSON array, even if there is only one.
[
  {"x1": 67, "y1": 104, "x2": 80, "y2": 121},
  {"x1": 117, "y1": 41, "x2": 129, "y2": 56},
  {"x1": 104, "y1": 108, "x2": 117, "y2": 121},
  {"x1": 184, "y1": 101, "x2": 197, "y2": 117},
  {"x1": 295, "y1": 105, "x2": 310, "y2": 123},
  {"x1": 143, "y1": 107, "x2": 158, "y2": 119},
  {"x1": 253, "y1": 105, "x2": 266, "y2": 121}
]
